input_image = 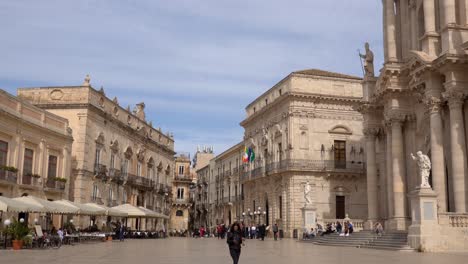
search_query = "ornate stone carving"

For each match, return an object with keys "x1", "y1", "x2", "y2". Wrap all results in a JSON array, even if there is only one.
[
  {"x1": 423, "y1": 96, "x2": 443, "y2": 114},
  {"x1": 442, "y1": 90, "x2": 466, "y2": 108},
  {"x1": 137, "y1": 148, "x2": 146, "y2": 162},
  {"x1": 363, "y1": 127, "x2": 380, "y2": 137},
  {"x1": 50, "y1": 89, "x2": 64, "y2": 100},
  {"x1": 112, "y1": 96, "x2": 119, "y2": 104},
  {"x1": 383, "y1": 110, "x2": 408, "y2": 124},
  {"x1": 411, "y1": 151, "x2": 432, "y2": 188},
  {"x1": 304, "y1": 181, "x2": 312, "y2": 204}
]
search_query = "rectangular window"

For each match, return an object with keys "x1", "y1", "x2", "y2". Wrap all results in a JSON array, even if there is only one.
[
  {"x1": 177, "y1": 188, "x2": 184, "y2": 199},
  {"x1": 92, "y1": 184, "x2": 99, "y2": 200},
  {"x1": 95, "y1": 148, "x2": 101, "y2": 165},
  {"x1": 122, "y1": 159, "x2": 129, "y2": 175},
  {"x1": 279, "y1": 89, "x2": 282, "y2": 96},
  {"x1": 279, "y1": 196, "x2": 283, "y2": 219},
  {"x1": 278, "y1": 143, "x2": 282, "y2": 161},
  {"x1": 137, "y1": 163, "x2": 142, "y2": 176},
  {"x1": 334, "y1": 140, "x2": 346, "y2": 169},
  {"x1": 109, "y1": 188, "x2": 114, "y2": 201},
  {"x1": 0, "y1": 140, "x2": 8, "y2": 167},
  {"x1": 47, "y1": 155, "x2": 58, "y2": 179},
  {"x1": 178, "y1": 165, "x2": 184, "y2": 176},
  {"x1": 110, "y1": 154, "x2": 115, "y2": 169},
  {"x1": 23, "y1": 148, "x2": 34, "y2": 176}
]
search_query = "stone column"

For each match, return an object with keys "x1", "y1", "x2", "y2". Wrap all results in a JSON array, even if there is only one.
[
  {"x1": 386, "y1": 125, "x2": 394, "y2": 219},
  {"x1": 385, "y1": 0, "x2": 398, "y2": 61},
  {"x1": 391, "y1": 115, "x2": 408, "y2": 229},
  {"x1": 364, "y1": 128, "x2": 379, "y2": 228},
  {"x1": 425, "y1": 97, "x2": 447, "y2": 212},
  {"x1": 423, "y1": 0, "x2": 436, "y2": 33},
  {"x1": 443, "y1": 0, "x2": 457, "y2": 25},
  {"x1": 445, "y1": 91, "x2": 467, "y2": 212},
  {"x1": 382, "y1": 0, "x2": 389, "y2": 61}
]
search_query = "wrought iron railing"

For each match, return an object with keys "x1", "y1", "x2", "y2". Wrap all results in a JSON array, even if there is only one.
[
  {"x1": 45, "y1": 178, "x2": 65, "y2": 190},
  {"x1": 94, "y1": 163, "x2": 108, "y2": 178},
  {"x1": 242, "y1": 160, "x2": 365, "y2": 182},
  {"x1": 174, "y1": 175, "x2": 192, "y2": 182},
  {"x1": 91, "y1": 196, "x2": 104, "y2": 205},
  {"x1": 127, "y1": 174, "x2": 152, "y2": 189},
  {"x1": 0, "y1": 169, "x2": 17, "y2": 184}
]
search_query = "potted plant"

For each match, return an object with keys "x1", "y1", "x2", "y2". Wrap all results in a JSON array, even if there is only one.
[{"x1": 6, "y1": 219, "x2": 30, "y2": 250}]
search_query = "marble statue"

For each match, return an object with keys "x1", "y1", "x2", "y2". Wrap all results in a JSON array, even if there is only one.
[
  {"x1": 411, "y1": 151, "x2": 432, "y2": 188},
  {"x1": 134, "y1": 102, "x2": 146, "y2": 121},
  {"x1": 359, "y1": 42, "x2": 374, "y2": 77},
  {"x1": 83, "y1": 74, "x2": 91, "y2": 86},
  {"x1": 304, "y1": 181, "x2": 312, "y2": 204}
]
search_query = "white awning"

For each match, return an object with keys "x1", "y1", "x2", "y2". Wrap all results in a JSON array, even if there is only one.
[
  {"x1": 111, "y1": 204, "x2": 162, "y2": 218},
  {"x1": 52, "y1": 200, "x2": 105, "y2": 216},
  {"x1": 84, "y1": 203, "x2": 128, "y2": 217},
  {"x1": 13, "y1": 196, "x2": 78, "y2": 214},
  {"x1": 0, "y1": 196, "x2": 41, "y2": 212}
]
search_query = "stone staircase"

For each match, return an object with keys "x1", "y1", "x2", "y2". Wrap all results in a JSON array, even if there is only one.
[
  {"x1": 359, "y1": 231, "x2": 414, "y2": 251},
  {"x1": 302, "y1": 230, "x2": 414, "y2": 251}
]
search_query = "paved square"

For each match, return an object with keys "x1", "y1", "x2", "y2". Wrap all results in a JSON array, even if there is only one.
[{"x1": 1, "y1": 238, "x2": 467, "y2": 264}]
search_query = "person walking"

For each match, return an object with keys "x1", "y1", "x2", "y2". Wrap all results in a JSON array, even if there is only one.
[
  {"x1": 273, "y1": 224, "x2": 279, "y2": 241},
  {"x1": 227, "y1": 222, "x2": 243, "y2": 264}
]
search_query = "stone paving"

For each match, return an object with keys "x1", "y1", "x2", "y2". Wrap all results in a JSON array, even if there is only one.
[{"x1": 0, "y1": 238, "x2": 467, "y2": 264}]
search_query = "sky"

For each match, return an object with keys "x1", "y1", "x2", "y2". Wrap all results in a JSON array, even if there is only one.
[{"x1": 0, "y1": 0, "x2": 383, "y2": 156}]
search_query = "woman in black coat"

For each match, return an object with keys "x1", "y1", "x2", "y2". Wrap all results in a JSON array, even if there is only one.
[{"x1": 227, "y1": 222, "x2": 243, "y2": 264}]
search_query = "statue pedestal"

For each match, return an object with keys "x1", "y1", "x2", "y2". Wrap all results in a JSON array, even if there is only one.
[
  {"x1": 301, "y1": 205, "x2": 316, "y2": 233},
  {"x1": 362, "y1": 76, "x2": 377, "y2": 101},
  {"x1": 407, "y1": 186, "x2": 440, "y2": 252}
]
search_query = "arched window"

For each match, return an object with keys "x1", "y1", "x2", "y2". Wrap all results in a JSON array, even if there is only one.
[{"x1": 176, "y1": 210, "x2": 183, "y2": 217}]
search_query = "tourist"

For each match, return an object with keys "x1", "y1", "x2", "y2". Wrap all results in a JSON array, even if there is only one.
[
  {"x1": 200, "y1": 226, "x2": 205, "y2": 238},
  {"x1": 250, "y1": 225, "x2": 256, "y2": 239},
  {"x1": 375, "y1": 222, "x2": 384, "y2": 236},
  {"x1": 343, "y1": 222, "x2": 349, "y2": 237},
  {"x1": 273, "y1": 224, "x2": 279, "y2": 241},
  {"x1": 259, "y1": 224, "x2": 266, "y2": 241},
  {"x1": 336, "y1": 221, "x2": 342, "y2": 234},
  {"x1": 348, "y1": 222, "x2": 354, "y2": 235},
  {"x1": 57, "y1": 228, "x2": 64, "y2": 242},
  {"x1": 321, "y1": 223, "x2": 333, "y2": 236},
  {"x1": 226, "y1": 222, "x2": 243, "y2": 264},
  {"x1": 217, "y1": 224, "x2": 222, "y2": 239},
  {"x1": 308, "y1": 228, "x2": 316, "y2": 239},
  {"x1": 316, "y1": 223, "x2": 324, "y2": 236},
  {"x1": 118, "y1": 222, "x2": 125, "y2": 241}
]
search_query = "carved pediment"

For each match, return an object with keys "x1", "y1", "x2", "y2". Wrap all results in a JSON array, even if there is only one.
[{"x1": 328, "y1": 125, "x2": 352, "y2": 135}]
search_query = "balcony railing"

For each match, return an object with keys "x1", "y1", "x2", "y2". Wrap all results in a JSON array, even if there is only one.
[
  {"x1": 21, "y1": 173, "x2": 41, "y2": 187},
  {"x1": 127, "y1": 174, "x2": 152, "y2": 190},
  {"x1": 91, "y1": 196, "x2": 104, "y2": 205},
  {"x1": 242, "y1": 160, "x2": 365, "y2": 182},
  {"x1": 44, "y1": 178, "x2": 66, "y2": 190},
  {"x1": 107, "y1": 200, "x2": 118, "y2": 207},
  {"x1": 0, "y1": 169, "x2": 18, "y2": 184},
  {"x1": 174, "y1": 175, "x2": 192, "y2": 182},
  {"x1": 94, "y1": 164, "x2": 108, "y2": 180},
  {"x1": 109, "y1": 168, "x2": 124, "y2": 184}
]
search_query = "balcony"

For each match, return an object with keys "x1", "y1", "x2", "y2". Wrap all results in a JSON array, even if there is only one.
[
  {"x1": 174, "y1": 175, "x2": 192, "y2": 182},
  {"x1": 44, "y1": 178, "x2": 66, "y2": 191},
  {"x1": 109, "y1": 168, "x2": 124, "y2": 184},
  {"x1": 91, "y1": 196, "x2": 104, "y2": 205},
  {"x1": 126, "y1": 174, "x2": 152, "y2": 190},
  {"x1": 243, "y1": 159, "x2": 365, "y2": 182},
  {"x1": 94, "y1": 164, "x2": 108, "y2": 180},
  {"x1": 0, "y1": 169, "x2": 18, "y2": 185},
  {"x1": 21, "y1": 174, "x2": 42, "y2": 187},
  {"x1": 233, "y1": 167, "x2": 239, "y2": 174},
  {"x1": 107, "y1": 200, "x2": 118, "y2": 207},
  {"x1": 225, "y1": 170, "x2": 232, "y2": 177}
]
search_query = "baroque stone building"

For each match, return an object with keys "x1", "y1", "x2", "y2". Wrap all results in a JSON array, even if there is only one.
[
  {"x1": 360, "y1": 0, "x2": 468, "y2": 251},
  {"x1": 17, "y1": 77, "x2": 174, "y2": 230},
  {"x1": 240, "y1": 69, "x2": 366, "y2": 237},
  {"x1": 169, "y1": 153, "x2": 192, "y2": 232},
  {"x1": 0, "y1": 89, "x2": 73, "y2": 226}
]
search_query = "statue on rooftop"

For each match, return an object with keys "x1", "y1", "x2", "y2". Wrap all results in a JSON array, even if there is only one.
[
  {"x1": 359, "y1": 42, "x2": 374, "y2": 78},
  {"x1": 83, "y1": 74, "x2": 91, "y2": 86}
]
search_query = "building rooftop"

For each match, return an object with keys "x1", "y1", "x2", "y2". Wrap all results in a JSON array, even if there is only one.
[{"x1": 292, "y1": 69, "x2": 362, "y2": 80}]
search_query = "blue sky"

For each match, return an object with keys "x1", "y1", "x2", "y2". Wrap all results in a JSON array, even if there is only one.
[{"x1": 0, "y1": 0, "x2": 383, "y2": 156}]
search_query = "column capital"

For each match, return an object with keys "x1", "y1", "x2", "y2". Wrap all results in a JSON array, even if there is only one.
[
  {"x1": 442, "y1": 90, "x2": 466, "y2": 108},
  {"x1": 424, "y1": 96, "x2": 444, "y2": 114},
  {"x1": 384, "y1": 110, "x2": 408, "y2": 124},
  {"x1": 363, "y1": 127, "x2": 380, "y2": 138}
]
